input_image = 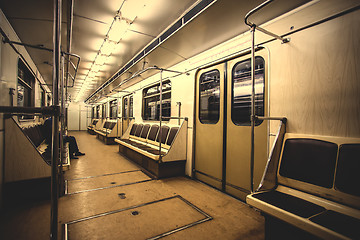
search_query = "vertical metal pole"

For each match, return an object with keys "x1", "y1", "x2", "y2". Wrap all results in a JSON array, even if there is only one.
[
  {"x1": 65, "y1": 0, "x2": 73, "y2": 111},
  {"x1": 250, "y1": 25, "x2": 256, "y2": 194},
  {"x1": 79, "y1": 104, "x2": 81, "y2": 131},
  {"x1": 50, "y1": 0, "x2": 61, "y2": 239},
  {"x1": 177, "y1": 102, "x2": 181, "y2": 125},
  {"x1": 159, "y1": 70, "x2": 163, "y2": 160},
  {"x1": 59, "y1": 55, "x2": 65, "y2": 195}
]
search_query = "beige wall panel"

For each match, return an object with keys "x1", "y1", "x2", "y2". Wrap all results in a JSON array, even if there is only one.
[
  {"x1": 80, "y1": 106, "x2": 88, "y2": 130},
  {"x1": 268, "y1": 10, "x2": 360, "y2": 137}
]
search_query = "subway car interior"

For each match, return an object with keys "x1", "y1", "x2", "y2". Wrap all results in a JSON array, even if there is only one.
[{"x1": 0, "y1": 0, "x2": 359, "y2": 239}]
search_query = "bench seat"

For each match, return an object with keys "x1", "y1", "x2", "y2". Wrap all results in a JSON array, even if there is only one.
[
  {"x1": 246, "y1": 134, "x2": 360, "y2": 240},
  {"x1": 115, "y1": 120, "x2": 187, "y2": 178},
  {"x1": 95, "y1": 120, "x2": 118, "y2": 144},
  {"x1": 87, "y1": 119, "x2": 99, "y2": 135},
  {"x1": 4, "y1": 117, "x2": 70, "y2": 185}
]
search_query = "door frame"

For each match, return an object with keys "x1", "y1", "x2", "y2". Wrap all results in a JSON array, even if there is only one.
[{"x1": 192, "y1": 47, "x2": 270, "y2": 197}]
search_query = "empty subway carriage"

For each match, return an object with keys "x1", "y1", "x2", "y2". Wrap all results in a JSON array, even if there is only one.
[{"x1": 0, "y1": 0, "x2": 359, "y2": 239}]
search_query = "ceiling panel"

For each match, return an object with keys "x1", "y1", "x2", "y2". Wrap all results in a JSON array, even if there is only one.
[
  {"x1": 0, "y1": 0, "x2": 311, "y2": 103},
  {"x1": 90, "y1": 0, "x2": 311, "y2": 100}
]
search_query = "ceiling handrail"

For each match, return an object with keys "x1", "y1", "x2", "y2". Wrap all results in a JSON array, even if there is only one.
[{"x1": 244, "y1": 0, "x2": 290, "y2": 43}]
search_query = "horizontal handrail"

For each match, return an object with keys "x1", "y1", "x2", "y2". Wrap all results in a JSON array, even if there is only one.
[
  {"x1": 0, "y1": 106, "x2": 59, "y2": 115},
  {"x1": 63, "y1": 53, "x2": 81, "y2": 88},
  {"x1": 97, "y1": 66, "x2": 189, "y2": 103},
  {"x1": 244, "y1": 0, "x2": 289, "y2": 43},
  {"x1": 161, "y1": 117, "x2": 188, "y2": 120},
  {"x1": 256, "y1": 116, "x2": 287, "y2": 123},
  {"x1": 244, "y1": 0, "x2": 274, "y2": 27}
]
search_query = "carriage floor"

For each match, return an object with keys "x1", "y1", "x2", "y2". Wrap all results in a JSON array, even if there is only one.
[{"x1": 0, "y1": 131, "x2": 264, "y2": 240}]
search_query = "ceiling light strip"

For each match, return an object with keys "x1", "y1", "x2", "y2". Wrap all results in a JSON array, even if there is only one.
[
  {"x1": 84, "y1": 0, "x2": 217, "y2": 103},
  {"x1": 75, "y1": 1, "x2": 138, "y2": 102}
]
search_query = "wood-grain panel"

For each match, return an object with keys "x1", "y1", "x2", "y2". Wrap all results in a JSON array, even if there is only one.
[{"x1": 268, "y1": 9, "x2": 360, "y2": 137}]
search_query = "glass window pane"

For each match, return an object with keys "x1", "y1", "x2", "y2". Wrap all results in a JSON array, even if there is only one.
[
  {"x1": 129, "y1": 96, "x2": 133, "y2": 118},
  {"x1": 123, "y1": 97, "x2": 128, "y2": 118},
  {"x1": 17, "y1": 84, "x2": 25, "y2": 107},
  {"x1": 47, "y1": 95, "x2": 51, "y2": 106},
  {"x1": 142, "y1": 81, "x2": 171, "y2": 121},
  {"x1": 102, "y1": 103, "x2": 106, "y2": 119},
  {"x1": 96, "y1": 105, "x2": 100, "y2": 119},
  {"x1": 199, "y1": 69, "x2": 220, "y2": 124},
  {"x1": 110, "y1": 100, "x2": 117, "y2": 119},
  {"x1": 231, "y1": 57, "x2": 264, "y2": 126}
]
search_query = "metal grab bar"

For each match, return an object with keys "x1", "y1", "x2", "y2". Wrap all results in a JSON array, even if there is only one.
[
  {"x1": 245, "y1": 0, "x2": 289, "y2": 194},
  {"x1": 110, "y1": 66, "x2": 188, "y2": 94},
  {"x1": 0, "y1": 106, "x2": 59, "y2": 115},
  {"x1": 256, "y1": 116, "x2": 287, "y2": 123},
  {"x1": 63, "y1": 52, "x2": 81, "y2": 88},
  {"x1": 161, "y1": 117, "x2": 188, "y2": 120},
  {"x1": 3, "y1": 40, "x2": 81, "y2": 89},
  {"x1": 244, "y1": 0, "x2": 273, "y2": 27},
  {"x1": 244, "y1": 0, "x2": 290, "y2": 43}
]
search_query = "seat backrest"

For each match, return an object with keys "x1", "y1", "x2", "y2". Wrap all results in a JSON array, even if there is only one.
[
  {"x1": 140, "y1": 124, "x2": 151, "y2": 139},
  {"x1": 279, "y1": 138, "x2": 338, "y2": 188},
  {"x1": 166, "y1": 127, "x2": 179, "y2": 145},
  {"x1": 335, "y1": 144, "x2": 360, "y2": 197},
  {"x1": 129, "y1": 124, "x2": 138, "y2": 136},
  {"x1": 134, "y1": 124, "x2": 144, "y2": 137},
  {"x1": 23, "y1": 125, "x2": 45, "y2": 147},
  {"x1": 277, "y1": 135, "x2": 360, "y2": 209},
  {"x1": 156, "y1": 125, "x2": 170, "y2": 144},
  {"x1": 147, "y1": 125, "x2": 159, "y2": 141},
  {"x1": 34, "y1": 125, "x2": 44, "y2": 147},
  {"x1": 108, "y1": 122, "x2": 116, "y2": 130},
  {"x1": 23, "y1": 127, "x2": 33, "y2": 143},
  {"x1": 103, "y1": 121, "x2": 110, "y2": 129}
]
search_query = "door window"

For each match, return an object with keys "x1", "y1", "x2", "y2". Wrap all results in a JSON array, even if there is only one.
[
  {"x1": 231, "y1": 57, "x2": 265, "y2": 126},
  {"x1": 199, "y1": 69, "x2": 220, "y2": 124}
]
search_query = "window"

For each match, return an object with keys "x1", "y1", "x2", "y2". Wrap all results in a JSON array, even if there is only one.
[
  {"x1": 17, "y1": 60, "x2": 34, "y2": 107},
  {"x1": 231, "y1": 57, "x2": 265, "y2": 126},
  {"x1": 47, "y1": 94, "x2": 51, "y2": 106},
  {"x1": 199, "y1": 70, "x2": 220, "y2": 124},
  {"x1": 40, "y1": 86, "x2": 45, "y2": 107},
  {"x1": 102, "y1": 103, "x2": 106, "y2": 119},
  {"x1": 96, "y1": 105, "x2": 100, "y2": 119},
  {"x1": 109, "y1": 100, "x2": 117, "y2": 119},
  {"x1": 91, "y1": 107, "x2": 95, "y2": 119},
  {"x1": 142, "y1": 81, "x2": 171, "y2": 121},
  {"x1": 129, "y1": 95, "x2": 133, "y2": 118},
  {"x1": 123, "y1": 97, "x2": 128, "y2": 118},
  {"x1": 17, "y1": 59, "x2": 35, "y2": 120}
]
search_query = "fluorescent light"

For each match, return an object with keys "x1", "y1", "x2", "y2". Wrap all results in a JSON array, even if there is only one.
[
  {"x1": 87, "y1": 71, "x2": 98, "y2": 78},
  {"x1": 94, "y1": 54, "x2": 108, "y2": 65},
  {"x1": 107, "y1": 17, "x2": 129, "y2": 42},
  {"x1": 100, "y1": 39, "x2": 117, "y2": 56},
  {"x1": 76, "y1": 1, "x2": 150, "y2": 103},
  {"x1": 92, "y1": 64, "x2": 102, "y2": 72},
  {"x1": 121, "y1": 0, "x2": 148, "y2": 21}
]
